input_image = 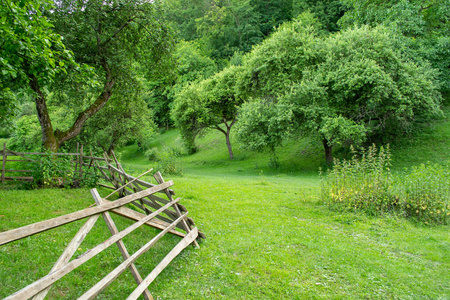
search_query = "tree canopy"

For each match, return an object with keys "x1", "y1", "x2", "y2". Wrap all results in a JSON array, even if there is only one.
[
  {"x1": 172, "y1": 65, "x2": 244, "y2": 158},
  {"x1": 2, "y1": 0, "x2": 174, "y2": 151}
]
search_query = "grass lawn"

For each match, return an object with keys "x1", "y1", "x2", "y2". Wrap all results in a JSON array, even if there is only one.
[{"x1": 0, "y1": 107, "x2": 449, "y2": 299}]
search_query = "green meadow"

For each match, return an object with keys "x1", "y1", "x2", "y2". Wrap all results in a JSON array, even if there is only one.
[{"x1": 0, "y1": 107, "x2": 449, "y2": 299}]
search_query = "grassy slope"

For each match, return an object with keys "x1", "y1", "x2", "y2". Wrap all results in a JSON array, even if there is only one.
[{"x1": 0, "y1": 106, "x2": 449, "y2": 299}]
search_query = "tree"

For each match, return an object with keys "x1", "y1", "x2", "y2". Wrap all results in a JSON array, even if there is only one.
[
  {"x1": 145, "y1": 41, "x2": 217, "y2": 128},
  {"x1": 251, "y1": 0, "x2": 292, "y2": 36},
  {"x1": 339, "y1": 0, "x2": 450, "y2": 91},
  {"x1": 172, "y1": 65, "x2": 244, "y2": 159},
  {"x1": 235, "y1": 99, "x2": 292, "y2": 162},
  {"x1": 292, "y1": 0, "x2": 348, "y2": 32},
  {"x1": 279, "y1": 26, "x2": 443, "y2": 163},
  {"x1": 80, "y1": 94, "x2": 155, "y2": 154},
  {"x1": 195, "y1": 0, "x2": 264, "y2": 61},
  {"x1": 0, "y1": 0, "x2": 73, "y2": 125},
  {"x1": 236, "y1": 12, "x2": 322, "y2": 99},
  {"x1": 2, "y1": 0, "x2": 174, "y2": 151}
]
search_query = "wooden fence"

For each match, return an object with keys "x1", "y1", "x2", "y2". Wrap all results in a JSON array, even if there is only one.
[
  {"x1": 0, "y1": 143, "x2": 103, "y2": 185},
  {"x1": 0, "y1": 147, "x2": 205, "y2": 299}
]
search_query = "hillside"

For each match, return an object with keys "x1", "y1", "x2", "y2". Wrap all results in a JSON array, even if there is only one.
[{"x1": 118, "y1": 105, "x2": 450, "y2": 177}]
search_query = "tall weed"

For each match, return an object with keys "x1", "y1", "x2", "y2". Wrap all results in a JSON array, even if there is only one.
[
  {"x1": 321, "y1": 145, "x2": 450, "y2": 224},
  {"x1": 397, "y1": 163, "x2": 450, "y2": 224},
  {"x1": 321, "y1": 145, "x2": 397, "y2": 215}
]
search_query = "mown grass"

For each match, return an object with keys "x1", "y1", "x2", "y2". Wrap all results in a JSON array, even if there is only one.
[
  {"x1": 0, "y1": 106, "x2": 449, "y2": 299},
  {"x1": 1, "y1": 176, "x2": 449, "y2": 299}
]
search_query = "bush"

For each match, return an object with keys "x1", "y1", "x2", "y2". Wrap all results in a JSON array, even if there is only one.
[
  {"x1": 398, "y1": 163, "x2": 450, "y2": 224},
  {"x1": 321, "y1": 145, "x2": 450, "y2": 224},
  {"x1": 145, "y1": 147, "x2": 159, "y2": 161},
  {"x1": 321, "y1": 144, "x2": 397, "y2": 215},
  {"x1": 156, "y1": 147, "x2": 183, "y2": 176},
  {"x1": 32, "y1": 153, "x2": 75, "y2": 188},
  {"x1": 31, "y1": 152, "x2": 99, "y2": 188}
]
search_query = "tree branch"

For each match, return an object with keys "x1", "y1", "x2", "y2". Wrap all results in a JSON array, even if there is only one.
[{"x1": 55, "y1": 60, "x2": 115, "y2": 146}]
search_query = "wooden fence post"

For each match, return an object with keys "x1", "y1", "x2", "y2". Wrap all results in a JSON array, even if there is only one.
[
  {"x1": 74, "y1": 143, "x2": 79, "y2": 177},
  {"x1": 1, "y1": 143, "x2": 6, "y2": 185},
  {"x1": 79, "y1": 145, "x2": 84, "y2": 179}
]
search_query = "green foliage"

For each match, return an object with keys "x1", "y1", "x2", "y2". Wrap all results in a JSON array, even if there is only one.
[
  {"x1": 196, "y1": 0, "x2": 264, "y2": 60},
  {"x1": 398, "y1": 163, "x2": 450, "y2": 224},
  {"x1": 339, "y1": 0, "x2": 450, "y2": 91},
  {"x1": 79, "y1": 94, "x2": 156, "y2": 154},
  {"x1": 322, "y1": 145, "x2": 396, "y2": 215},
  {"x1": 292, "y1": 0, "x2": 348, "y2": 32},
  {"x1": 156, "y1": 147, "x2": 184, "y2": 176},
  {"x1": 8, "y1": 115, "x2": 42, "y2": 151},
  {"x1": 31, "y1": 154, "x2": 75, "y2": 188},
  {"x1": 29, "y1": 153, "x2": 99, "y2": 189},
  {"x1": 236, "y1": 100, "x2": 292, "y2": 153},
  {"x1": 288, "y1": 25, "x2": 442, "y2": 142},
  {"x1": 172, "y1": 65, "x2": 244, "y2": 156},
  {"x1": 0, "y1": 0, "x2": 73, "y2": 89},
  {"x1": 0, "y1": 0, "x2": 76, "y2": 126},
  {"x1": 251, "y1": 0, "x2": 292, "y2": 36},
  {"x1": 145, "y1": 41, "x2": 217, "y2": 129},
  {"x1": 236, "y1": 12, "x2": 321, "y2": 98},
  {"x1": 322, "y1": 145, "x2": 450, "y2": 224},
  {"x1": 145, "y1": 147, "x2": 159, "y2": 161}
]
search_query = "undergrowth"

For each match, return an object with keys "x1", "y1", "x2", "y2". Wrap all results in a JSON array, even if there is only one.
[{"x1": 321, "y1": 145, "x2": 450, "y2": 224}]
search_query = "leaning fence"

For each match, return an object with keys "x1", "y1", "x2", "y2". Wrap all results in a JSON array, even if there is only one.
[
  {"x1": 0, "y1": 143, "x2": 104, "y2": 185},
  {"x1": 0, "y1": 145, "x2": 205, "y2": 299}
]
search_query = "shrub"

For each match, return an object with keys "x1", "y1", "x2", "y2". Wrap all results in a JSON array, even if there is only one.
[
  {"x1": 398, "y1": 163, "x2": 450, "y2": 224},
  {"x1": 156, "y1": 147, "x2": 183, "y2": 176},
  {"x1": 321, "y1": 144, "x2": 397, "y2": 215},
  {"x1": 32, "y1": 153, "x2": 75, "y2": 188},
  {"x1": 145, "y1": 147, "x2": 159, "y2": 161},
  {"x1": 30, "y1": 152, "x2": 99, "y2": 188},
  {"x1": 322, "y1": 145, "x2": 450, "y2": 224}
]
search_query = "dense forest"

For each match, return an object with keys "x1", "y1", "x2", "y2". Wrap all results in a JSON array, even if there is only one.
[{"x1": 1, "y1": 0, "x2": 448, "y2": 163}]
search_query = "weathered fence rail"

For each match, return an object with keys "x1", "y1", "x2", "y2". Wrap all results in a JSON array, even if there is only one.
[
  {"x1": 0, "y1": 173, "x2": 204, "y2": 299},
  {"x1": 0, "y1": 146, "x2": 205, "y2": 299},
  {"x1": 0, "y1": 143, "x2": 109, "y2": 185}
]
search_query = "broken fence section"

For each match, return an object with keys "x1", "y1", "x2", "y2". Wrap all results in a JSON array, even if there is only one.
[{"x1": 0, "y1": 155, "x2": 205, "y2": 299}]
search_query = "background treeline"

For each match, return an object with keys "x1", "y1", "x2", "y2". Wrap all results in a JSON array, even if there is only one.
[{"x1": 1, "y1": 0, "x2": 448, "y2": 164}]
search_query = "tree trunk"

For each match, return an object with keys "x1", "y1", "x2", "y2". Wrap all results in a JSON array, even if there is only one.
[
  {"x1": 214, "y1": 118, "x2": 236, "y2": 160},
  {"x1": 28, "y1": 61, "x2": 114, "y2": 152},
  {"x1": 225, "y1": 130, "x2": 233, "y2": 160},
  {"x1": 322, "y1": 138, "x2": 333, "y2": 165},
  {"x1": 29, "y1": 75, "x2": 59, "y2": 151}
]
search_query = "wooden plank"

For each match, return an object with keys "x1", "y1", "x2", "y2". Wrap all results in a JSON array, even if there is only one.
[
  {"x1": 2, "y1": 143, "x2": 6, "y2": 184},
  {"x1": 91, "y1": 189, "x2": 153, "y2": 300},
  {"x1": 83, "y1": 156, "x2": 112, "y2": 161},
  {"x1": 6, "y1": 151, "x2": 80, "y2": 156},
  {"x1": 4, "y1": 177, "x2": 34, "y2": 181},
  {"x1": 94, "y1": 161, "x2": 112, "y2": 182},
  {"x1": 109, "y1": 205, "x2": 186, "y2": 238},
  {"x1": 0, "y1": 181, "x2": 174, "y2": 246},
  {"x1": 5, "y1": 170, "x2": 33, "y2": 173},
  {"x1": 126, "y1": 227, "x2": 199, "y2": 300},
  {"x1": 154, "y1": 172, "x2": 199, "y2": 247},
  {"x1": 104, "y1": 168, "x2": 154, "y2": 200},
  {"x1": 122, "y1": 180, "x2": 178, "y2": 219},
  {"x1": 31, "y1": 215, "x2": 100, "y2": 300},
  {"x1": 3, "y1": 198, "x2": 179, "y2": 300},
  {"x1": 78, "y1": 213, "x2": 188, "y2": 300},
  {"x1": 98, "y1": 183, "x2": 116, "y2": 190},
  {"x1": 110, "y1": 151, "x2": 150, "y2": 214},
  {"x1": 4, "y1": 150, "x2": 37, "y2": 162},
  {"x1": 0, "y1": 159, "x2": 28, "y2": 162},
  {"x1": 120, "y1": 190, "x2": 182, "y2": 229}
]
